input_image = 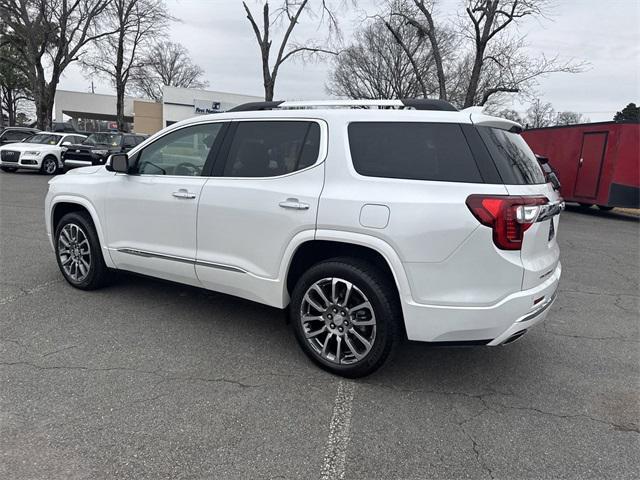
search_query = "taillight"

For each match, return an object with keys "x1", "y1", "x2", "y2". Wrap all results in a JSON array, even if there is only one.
[{"x1": 466, "y1": 195, "x2": 548, "y2": 250}]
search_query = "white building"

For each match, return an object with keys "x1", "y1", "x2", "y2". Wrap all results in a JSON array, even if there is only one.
[{"x1": 54, "y1": 86, "x2": 262, "y2": 134}]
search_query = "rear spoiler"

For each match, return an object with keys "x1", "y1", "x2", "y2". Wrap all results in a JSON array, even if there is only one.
[{"x1": 463, "y1": 108, "x2": 524, "y2": 133}]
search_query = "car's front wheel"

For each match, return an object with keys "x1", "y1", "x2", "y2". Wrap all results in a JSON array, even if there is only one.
[
  {"x1": 41, "y1": 155, "x2": 59, "y2": 175},
  {"x1": 54, "y1": 212, "x2": 110, "y2": 290},
  {"x1": 290, "y1": 258, "x2": 400, "y2": 378}
]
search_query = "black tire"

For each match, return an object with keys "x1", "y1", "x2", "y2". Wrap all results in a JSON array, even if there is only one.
[
  {"x1": 597, "y1": 205, "x2": 614, "y2": 211},
  {"x1": 578, "y1": 203, "x2": 592, "y2": 209},
  {"x1": 54, "y1": 211, "x2": 110, "y2": 290},
  {"x1": 41, "y1": 155, "x2": 59, "y2": 175},
  {"x1": 0, "y1": 166, "x2": 17, "y2": 172},
  {"x1": 289, "y1": 257, "x2": 401, "y2": 378}
]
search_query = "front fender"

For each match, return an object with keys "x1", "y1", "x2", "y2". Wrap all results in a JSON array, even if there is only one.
[{"x1": 47, "y1": 193, "x2": 115, "y2": 268}]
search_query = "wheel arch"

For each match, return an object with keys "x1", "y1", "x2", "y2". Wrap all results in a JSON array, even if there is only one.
[
  {"x1": 50, "y1": 197, "x2": 115, "y2": 268},
  {"x1": 283, "y1": 230, "x2": 412, "y2": 315}
]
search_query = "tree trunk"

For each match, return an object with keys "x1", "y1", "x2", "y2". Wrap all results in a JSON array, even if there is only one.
[
  {"x1": 116, "y1": 79, "x2": 126, "y2": 131},
  {"x1": 35, "y1": 86, "x2": 55, "y2": 131},
  {"x1": 6, "y1": 89, "x2": 15, "y2": 125},
  {"x1": 115, "y1": 27, "x2": 126, "y2": 131},
  {"x1": 264, "y1": 80, "x2": 274, "y2": 102},
  {"x1": 0, "y1": 93, "x2": 5, "y2": 130},
  {"x1": 463, "y1": 44, "x2": 486, "y2": 108}
]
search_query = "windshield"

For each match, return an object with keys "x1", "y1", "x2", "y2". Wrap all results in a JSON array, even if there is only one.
[
  {"x1": 24, "y1": 134, "x2": 61, "y2": 145},
  {"x1": 478, "y1": 127, "x2": 546, "y2": 185},
  {"x1": 83, "y1": 133, "x2": 122, "y2": 147}
]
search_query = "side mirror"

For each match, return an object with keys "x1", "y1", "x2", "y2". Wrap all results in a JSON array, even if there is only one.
[{"x1": 108, "y1": 153, "x2": 130, "y2": 173}]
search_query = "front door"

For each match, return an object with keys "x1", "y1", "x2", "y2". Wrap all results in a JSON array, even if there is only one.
[
  {"x1": 195, "y1": 120, "x2": 326, "y2": 307},
  {"x1": 104, "y1": 122, "x2": 225, "y2": 286},
  {"x1": 575, "y1": 132, "x2": 607, "y2": 198}
]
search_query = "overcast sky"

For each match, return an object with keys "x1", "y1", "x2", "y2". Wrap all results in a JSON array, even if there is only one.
[{"x1": 59, "y1": 0, "x2": 640, "y2": 122}]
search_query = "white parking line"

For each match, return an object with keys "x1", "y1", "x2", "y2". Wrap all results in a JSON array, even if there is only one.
[{"x1": 320, "y1": 379, "x2": 356, "y2": 480}]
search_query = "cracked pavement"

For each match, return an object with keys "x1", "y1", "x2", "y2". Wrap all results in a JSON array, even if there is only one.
[{"x1": 1, "y1": 173, "x2": 639, "y2": 479}]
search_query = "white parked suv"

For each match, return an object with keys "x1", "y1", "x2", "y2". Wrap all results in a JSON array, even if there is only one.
[
  {"x1": 1, "y1": 132, "x2": 87, "y2": 174},
  {"x1": 45, "y1": 99, "x2": 563, "y2": 377}
]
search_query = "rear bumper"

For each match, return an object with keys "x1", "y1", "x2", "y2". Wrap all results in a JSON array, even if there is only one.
[{"x1": 402, "y1": 261, "x2": 561, "y2": 343}]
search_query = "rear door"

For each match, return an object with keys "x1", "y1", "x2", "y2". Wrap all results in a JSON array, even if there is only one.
[
  {"x1": 574, "y1": 132, "x2": 607, "y2": 198},
  {"x1": 478, "y1": 127, "x2": 562, "y2": 290},
  {"x1": 195, "y1": 119, "x2": 326, "y2": 306}
]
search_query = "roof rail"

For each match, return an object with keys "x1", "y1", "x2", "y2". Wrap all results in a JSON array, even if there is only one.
[
  {"x1": 226, "y1": 98, "x2": 458, "y2": 112},
  {"x1": 227, "y1": 101, "x2": 284, "y2": 112}
]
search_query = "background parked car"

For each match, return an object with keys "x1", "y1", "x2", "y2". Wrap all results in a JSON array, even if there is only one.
[
  {"x1": 0, "y1": 132, "x2": 86, "y2": 174},
  {"x1": 0, "y1": 127, "x2": 40, "y2": 145},
  {"x1": 63, "y1": 132, "x2": 148, "y2": 171}
]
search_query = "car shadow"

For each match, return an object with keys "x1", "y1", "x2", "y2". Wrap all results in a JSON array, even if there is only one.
[{"x1": 564, "y1": 204, "x2": 639, "y2": 223}]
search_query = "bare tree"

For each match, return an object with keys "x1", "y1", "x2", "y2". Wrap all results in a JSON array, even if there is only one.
[
  {"x1": 0, "y1": 0, "x2": 116, "y2": 130},
  {"x1": 495, "y1": 108, "x2": 524, "y2": 124},
  {"x1": 359, "y1": 0, "x2": 584, "y2": 108},
  {"x1": 526, "y1": 98, "x2": 555, "y2": 128},
  {"x1": 82, "y1": 0, "x2": 170, "y2": 131},
  {"x1": 243, "y1": 0, "x2": 343, "y2": 101},
  {"x1": 555, "y1": 111, "x2": 587, "y2": 126},
  {"x1": 327, "y1": 17, "x2": 437, "y2": 99},
  {"x1": 130, "y1": 41, "x2": 209, "y2": 102}
]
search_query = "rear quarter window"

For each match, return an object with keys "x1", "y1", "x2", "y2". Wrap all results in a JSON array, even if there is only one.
[
  {"x1": 477, "y1": 127, "x2": 546, "y2": 185},
  {"x1": 348, "y1": 122, "x2": 483, "y2": 183}
]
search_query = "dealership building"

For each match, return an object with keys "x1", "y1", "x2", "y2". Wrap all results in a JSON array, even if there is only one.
[{"x1": 54, "y1": 86, "x2": 262, "y2": 134}]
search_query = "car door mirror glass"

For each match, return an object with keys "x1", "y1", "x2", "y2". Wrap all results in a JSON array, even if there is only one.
[{"x1": 110, "y1": 153, "x2": 130, "y2": 173}]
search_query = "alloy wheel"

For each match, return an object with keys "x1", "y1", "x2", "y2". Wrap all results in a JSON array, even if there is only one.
[
  {"x1": 58, "y1": 223, "x2": 92, "y2": 282},
  {"x1": 300, "y1": 277, "x2": 377, "y2": 365},
  {"x1": 43, "y1": 158, "x2": 57, "y2": 174}
]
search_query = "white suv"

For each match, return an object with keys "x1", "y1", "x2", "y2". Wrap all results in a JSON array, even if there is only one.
[{"x1": 45, "y1": 99, "x2": 562, "y2": 377}]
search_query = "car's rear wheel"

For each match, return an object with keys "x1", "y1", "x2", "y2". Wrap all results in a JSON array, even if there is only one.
[
  {"x1": 290, "y1": 258, "x2": 400, "y2": 378},
  {"x1": 54, "y1": 212, "x2": 109, "y2": 290},
  {"x1": 41, "y1": 155, "x2": 58, "y2": 175},
  {"x1": 0, "y1": 166, "x2": 17, "y2": 173}
]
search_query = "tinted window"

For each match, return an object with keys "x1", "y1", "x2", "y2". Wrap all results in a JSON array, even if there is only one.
[
  {"x1": 123, "y1": 136, "x2": 136, "y2": 148},
  {"x1": 136, "y1": 123, "x2": 223, "y2": 176},
  {"x1": 223, "y1": 121, "x2": 320, "y2": 178},
  {"x1": 83, "y1": 133, "x2": 122, "y2": 147},
  {"x1": 478, "y1": 127, "x2": 546, "y2": 185},
  {"x1": 135, "y1": 136, "x2": 146, "y2": 145},
  {"x1": 348, "y1": 122, "x2": 482, "y2": 182}
]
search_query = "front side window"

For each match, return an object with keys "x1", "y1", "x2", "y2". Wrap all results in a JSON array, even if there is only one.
[
  {"x1": 348, "y1": 122, "x2": 483, "y2": 183},
  {"x1": 136, "y1": 123, "x2": 223, "y2": 176},
  {"x1": 83, "y1": 133, "x2": 123, "y2": 147},
  {"x1": 477, "y1": 127, "x2": 546, "y2": 185},
  {"x1": 223, "y1": 121, "x2": 321, "y2": 178}
]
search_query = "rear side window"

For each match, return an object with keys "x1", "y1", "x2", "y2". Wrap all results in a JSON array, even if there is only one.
[
  {"x1": 348, "y1": 122, "x2": 482, "y2": 182},
  {"x1": 477, "y1": 127, "x2": 545, "y2": 185},
  {"x1": 223, "y1": 121, "x2": 320, "y2": 178}
]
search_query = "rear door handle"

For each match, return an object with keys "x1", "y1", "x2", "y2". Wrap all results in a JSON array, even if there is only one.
[
  {"x1": 172, "y1": 189, "x2": 196, "y2": 199},
  {"x1": 279, "y1": 198, "x2": 310, "y2": 210}
]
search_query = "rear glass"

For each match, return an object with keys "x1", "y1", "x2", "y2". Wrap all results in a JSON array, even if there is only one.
[
  {"x1": 477, "y1": 127, "x2": 546, "y2": 185},
  {"x1": 348, "y1": 122, "x2": 482, "y2": 183}
]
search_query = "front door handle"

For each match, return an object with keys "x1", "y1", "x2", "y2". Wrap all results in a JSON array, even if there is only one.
[
  {"x1": 279, "y1": 198, "x2": 310, "y2": 210},
  {"x1": 172, "y1": 189, "x2": 196, "y2": 199}
]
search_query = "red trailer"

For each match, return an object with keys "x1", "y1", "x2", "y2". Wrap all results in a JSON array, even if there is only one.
[{"x1": 522, "y1": 122, "x2": 639, "y2": 210}]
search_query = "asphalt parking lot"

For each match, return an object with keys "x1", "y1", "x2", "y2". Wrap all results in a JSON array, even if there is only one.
[{"x1": 1, "y1": 171, "x2": 638, "y2": 480}]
